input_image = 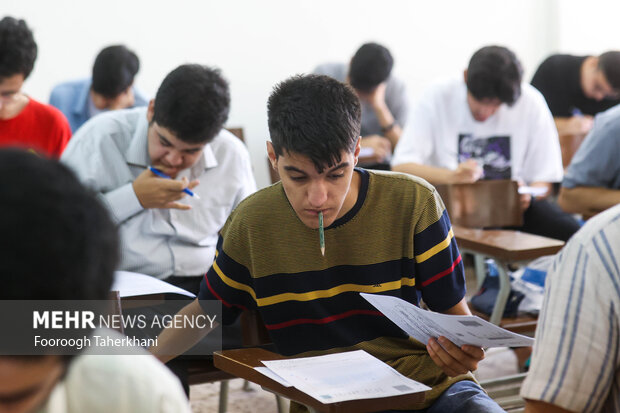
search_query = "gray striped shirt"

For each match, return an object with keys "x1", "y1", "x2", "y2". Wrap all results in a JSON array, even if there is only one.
[{"x1": 521, "y1": 204, "x2": 620, "y2": 412}]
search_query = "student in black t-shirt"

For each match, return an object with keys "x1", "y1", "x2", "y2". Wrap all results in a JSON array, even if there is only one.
[{"x1": 531, "y1": 52, "x2": 620, "y2": 137}]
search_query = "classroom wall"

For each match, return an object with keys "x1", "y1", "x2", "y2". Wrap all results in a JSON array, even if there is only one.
[{"x1": 4, "y1": 0, "x2": 612, "y2": 188}]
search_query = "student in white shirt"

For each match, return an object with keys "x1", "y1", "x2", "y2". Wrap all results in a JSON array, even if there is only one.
[
  {"x1": 61, "y1": 64, "x2": 256, "y2": 395},
  {"x1": 392, "y1": 45, "x2": 580, "y2": 241},
  {"x1": 62, "y1": 64, "x2": 256, "y2": 292}
]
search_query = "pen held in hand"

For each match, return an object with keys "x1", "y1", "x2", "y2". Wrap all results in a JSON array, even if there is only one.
[{"x1": 147, "y1": 166, "x2": 201, "y2": 199}]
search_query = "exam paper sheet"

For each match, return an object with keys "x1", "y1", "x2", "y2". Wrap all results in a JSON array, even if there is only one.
[
  {"x1": 518, "y1": 186, "x2": 549, "y2": 197},
  {"x1": 361, "y1": 293, "x2": 534, "y2": 347},
  {"x1": 261, "y1": 350, "x2": 430, "y2": 404},
  {"x1": 112, "y1": 271, "x2": 196, "y2": 298},
  {"x1": 254, "y1": 367, "x2": 293, "y2": 387}
]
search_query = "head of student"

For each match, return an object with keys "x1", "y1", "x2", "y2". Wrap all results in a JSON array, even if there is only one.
[
  {"x1": 348, "y1": 42, "x2": 394, "y2": 97},
  {"x1": 91, "y1": 44, "x2": 140, "y2": 110},
  {"x1": 464, "y1": 45, "x2": 523, "y2": 122},
  {"x1": 0, "y1": 149, "x2": 119, "y2": 413},
  {"x1": 581, "y1": 51, "x2": 620, "y2": 101},
  {"x1": 267, "y1": 74, "x2": 362, "y2": 229},
  {"x1": 147, "y1": 64, "x2": 230, "y2": 178},
  {"x1": 0, "y1": 16, "x2": 37, "y2": 113}
]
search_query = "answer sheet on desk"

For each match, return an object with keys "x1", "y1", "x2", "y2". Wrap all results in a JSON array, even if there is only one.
[
  {"x1": 361, "y1": 293, "x2": 534, "y2": 347},
  {"x1": 261, "y1": 350, "x2": 430, "y2": 403}
]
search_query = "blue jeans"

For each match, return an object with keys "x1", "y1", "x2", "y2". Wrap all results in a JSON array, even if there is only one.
[{"x1": 384, "y1": 380, "x2": 505, "y2": 413}]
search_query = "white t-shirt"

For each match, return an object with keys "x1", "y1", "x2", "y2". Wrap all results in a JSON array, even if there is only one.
[{"x1": 391, "y1": 78, "x2": 563, "y2": 183}]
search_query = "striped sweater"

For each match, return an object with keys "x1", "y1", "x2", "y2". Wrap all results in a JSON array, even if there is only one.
[{"x1": 199, "y1": 169, "x2": 474, "y2": 409}]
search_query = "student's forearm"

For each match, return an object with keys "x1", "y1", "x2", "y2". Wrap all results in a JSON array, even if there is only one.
[
  {"x1": 554, "y1": 116, "x2": 591, "y2": 136},
  {"x1": 558, "y1": 186, "x2": 620, "y2": 216},
  {"x1": 392, "y1": 162, "x2": 456, "y2": 185},
  {"x1": 441, "y1": 298, "x2": 472, "y2": 316},
  {"x1": 554, "y1": 117, "x2": 575, "y2": 136},
  {"x1": 99, "y1": 183, "x2": 144, "y2": 223},
  {"x1": 372, "y1": 103, "x2": 401, "y2": 148},
  {"x1": 150, "y1": 299, "x2": 216, "y2": 364}
]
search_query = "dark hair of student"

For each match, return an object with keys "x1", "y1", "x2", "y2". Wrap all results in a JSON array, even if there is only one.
[
  {"x1": 466, "y1": 45, "x2": 523, "y2": 105},
  {"x1": 0, "y1": 16, "x2": 37, "y2": 79},
  {"x1": 268, "y1": 74, "x2": 361, "y2": 173},
  {"x1": 91, "y1": 45, "x2": 140, "y2": 98},
  {"x1": 153, "y1": 64, "x2": 230, "y2": 144},
  {"x1": 0, "y1": 149, "x2": 119, "y2": 301},
  {"x1": 598, "y1": 51, "x2": 620, "y2": 92},
  {"x1": 348, "y1": 42, "x2": 394, "y2": 93}
]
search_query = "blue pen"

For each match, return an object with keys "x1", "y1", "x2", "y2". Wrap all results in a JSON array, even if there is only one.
[
  {"x1": 148, "y1": 166, "x2": 201, "y2": 199},
  {"x1": 571, "y1": 107, "x2": 583, "y2": 117}
]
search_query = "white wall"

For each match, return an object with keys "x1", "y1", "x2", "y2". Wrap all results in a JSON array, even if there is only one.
[
  {"x1": 4, "y1": 0, "x2": 570, "y2": 187},
  {"x1": 555, "y1": 0, "x2": 620, "y2": 54}
]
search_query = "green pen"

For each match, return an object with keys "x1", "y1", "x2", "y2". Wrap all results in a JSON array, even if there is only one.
[{"x1": 319, "y1": 211, "x2": 325, "y2": 256}]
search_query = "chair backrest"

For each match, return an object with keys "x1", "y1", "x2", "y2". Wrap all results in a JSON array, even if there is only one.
[
  {"x1": 226, "y1": 127, "x2": 245, "y2": 143},
  {"x1": 435, "y1": 180, "x2": 523, "y2": 229},
  {"x1": 240, "y1": 310, "x2": 272, "y2": 347},
  {"x1": 108, "y1": 291, "x2": 124, "y2": 334}
]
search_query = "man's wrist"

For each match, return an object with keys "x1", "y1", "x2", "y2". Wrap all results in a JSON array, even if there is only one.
[{"x1": 381, "y1": 122, "x2": 397, "y2": 134}]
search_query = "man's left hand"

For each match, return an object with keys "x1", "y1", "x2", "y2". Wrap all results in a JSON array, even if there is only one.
[{"x1": 427, "y1": 336, "x2": 485, "y2": 376}]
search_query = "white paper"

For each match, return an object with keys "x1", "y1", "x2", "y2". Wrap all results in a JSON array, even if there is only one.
[
  {"x1": 518, "y1": 186, "x2": 548, "y2": 197},
  {"x1": 361, "y1": 293, "x2": 534, "y2": 348},
  {"x1": 262, "y1": 350, "x2": 430, "y2": 403},
  {"x1": 111, "y1": 271, "x2": 196, "y2": 298},
  {"x1": 254, "y1": 367, "x2": 293, "y2": 387}
]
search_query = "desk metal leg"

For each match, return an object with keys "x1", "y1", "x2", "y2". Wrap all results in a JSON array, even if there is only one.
[
  {"x1": 218, "y1": 380, "x2": 229, "y2": 413},
  {"x1": 473, "y1": 253, "x2": 487, "y2": 289},
  {"x1": 489, "y1": 261, "x2": 511, "y2": 325},
  {"x1": 275, "y1": 395, "x2": 287, "y2": 413}
]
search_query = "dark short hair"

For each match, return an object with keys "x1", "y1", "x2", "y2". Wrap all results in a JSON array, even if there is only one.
[
  {"x1": 0, "y1": 16, "x2": 37, "y2": 79},
  {"x1": 268, "y1": 74, "x2": 361, "y2": 173},
  {"x1": 92, "y1": 45, "x2": 140, "y2": 99},
  {"x1": 598, "y1": 51, "x2": 620, "y2": 92},
  {"x1": 348, "y1": 42, "x2": 394, "y2": 93},
  {"x1": 466, "y1": 45, "x2": 523, "y2": 105},
  {"x1": 0, "y1": 149, "x2": 118, "y2": 300},
  {"x1": 153, "y1": 64, "x2": 230, "y2": 144}
]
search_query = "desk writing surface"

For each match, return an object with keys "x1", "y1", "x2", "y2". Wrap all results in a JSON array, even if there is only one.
[
  {"x1": 453, "y1": 226, "x2": 564, "y2": 261},
  {"x1": 214, "y1": 348, "x2": 426, "y2": 413}
]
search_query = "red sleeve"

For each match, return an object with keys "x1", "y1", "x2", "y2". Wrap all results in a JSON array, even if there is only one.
[{"x1": 50, "y1": 110, "x2": 72, "y2": 158}]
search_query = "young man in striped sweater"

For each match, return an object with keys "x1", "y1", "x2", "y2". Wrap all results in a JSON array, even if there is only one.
[{"x1": 154, "y1": 74, "x2": 503, "y2": 412}]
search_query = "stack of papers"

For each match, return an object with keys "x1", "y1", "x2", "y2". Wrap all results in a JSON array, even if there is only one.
[
  {"x1": 360, "y1": 293, "x2": 534, "y2": 347},
  {"x1": 255, "y1": 350, "x2": 430, "y2": 403}
]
